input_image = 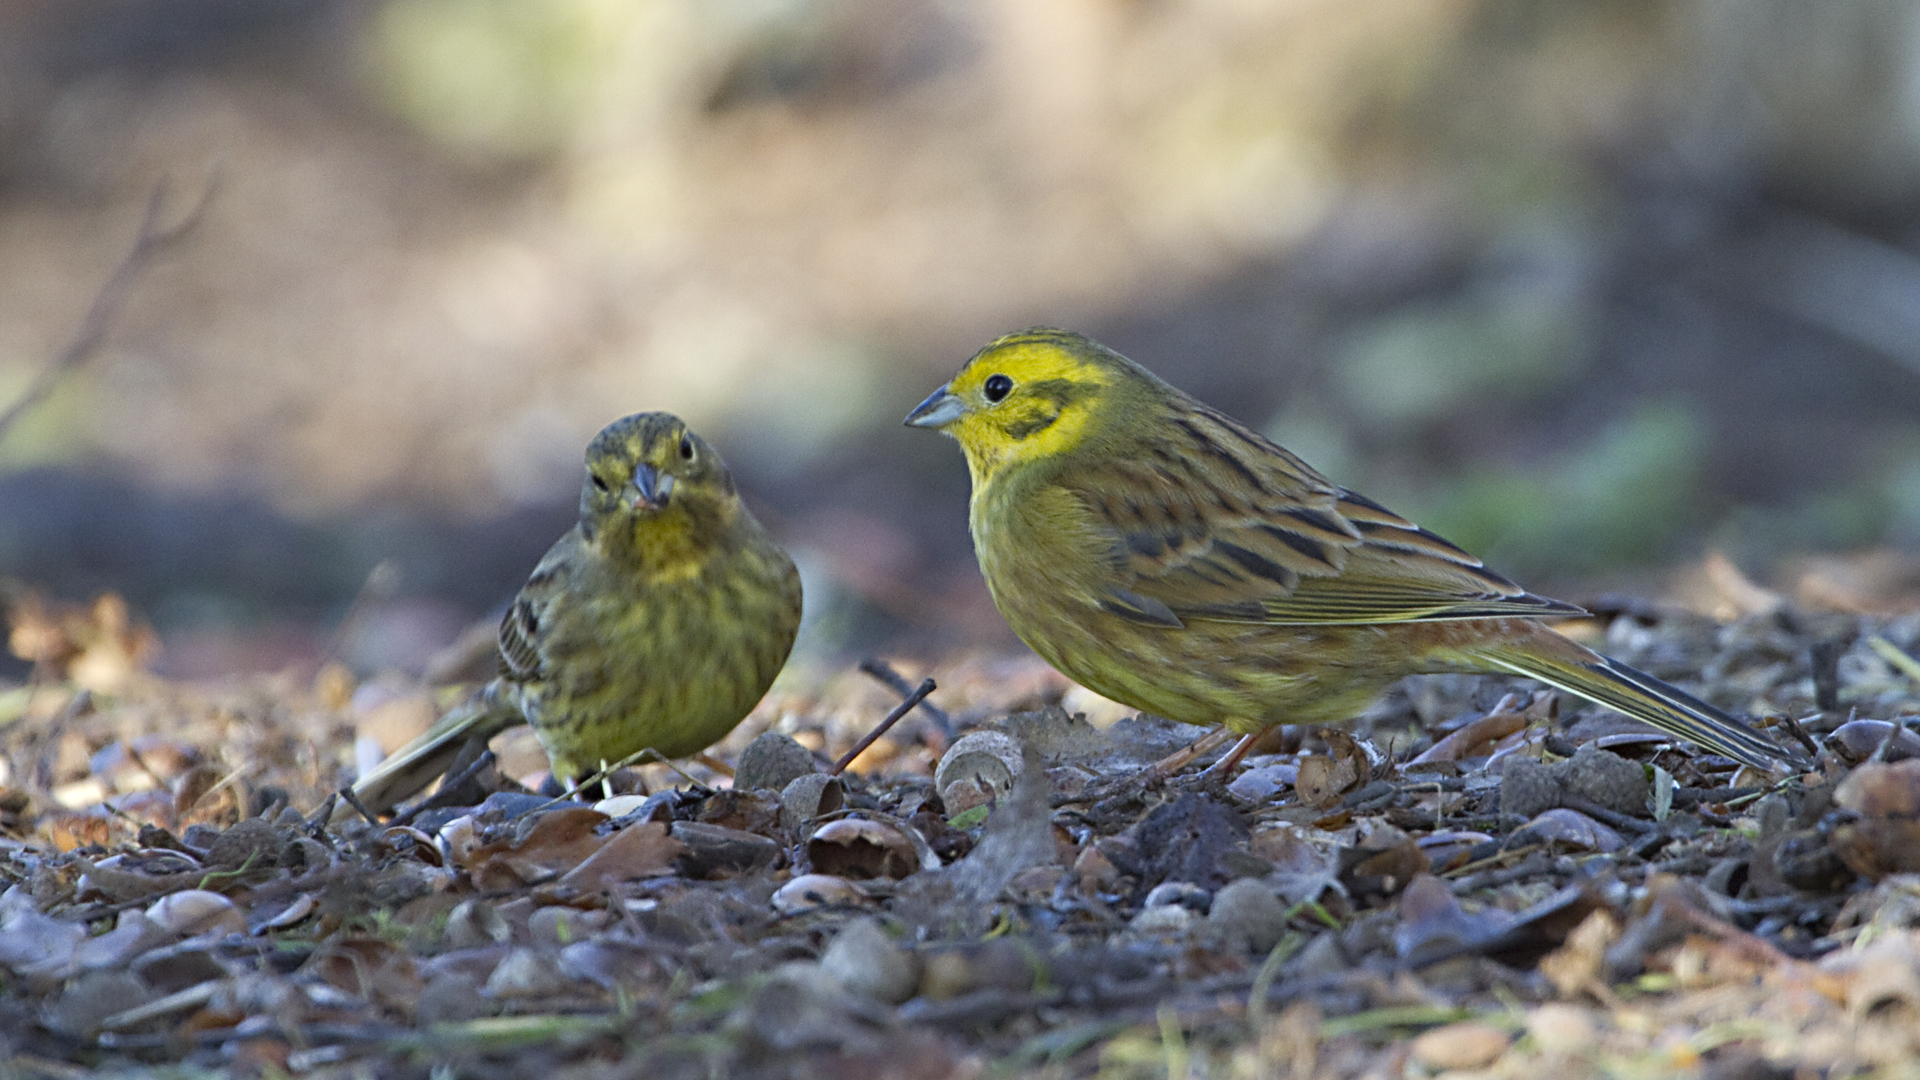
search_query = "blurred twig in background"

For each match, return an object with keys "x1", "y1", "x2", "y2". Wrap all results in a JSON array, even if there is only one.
[{"x1": 0, "y1": 176, "x2": 213, "y2": 444}]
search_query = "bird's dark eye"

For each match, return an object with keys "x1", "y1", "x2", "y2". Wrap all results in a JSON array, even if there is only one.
[
  {"x1": 590, "y1": 474, "x2": 610, "y2": 492},
  {"x1": 983, "y1": 374, "x2": 1013, "y2": 402},
  {"x1": 679, "y1": 434, "x2": 694, "y2": 460}
]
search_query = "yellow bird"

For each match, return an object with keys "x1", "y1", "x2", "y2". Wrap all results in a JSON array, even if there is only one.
[
  {"x1": 906, "y1": 328, "x2": 1802, "y2": 776},
  {"x1": 350, "y1": 413, "x2": 802, "y2": 814}
]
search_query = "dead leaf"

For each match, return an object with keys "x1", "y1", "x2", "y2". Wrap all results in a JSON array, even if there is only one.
[
  {"x1": 1109, "y1": 792, "x2": 1249, "y2": 894},
  {"x1": 557, "y1": 821, "x2": 682, "y2": 890},
  {"x1": 309, "y1": 937, "x2": 425, "y2": 1014},
  {"x1": 464, "y1": 807, "x2": 610, "y2": 889},
  {"x1": 1392, "y1": 873, "x2": 1511, "y2": 960},
  {"x1": 1339, "y1": 831, "x2": 1429, "y2": 902},
  {"x1": 3, "y1": 588, "x2": 158, "y2": 692},
  {"x1": 1539, "y1": 908, "x2": 1619, "y2": 1001},
  {"x1": 1836, "y1": 759, "x2": 1920, "y2": 818},
  {"x1": 1512, "y1": 808, "x2": 1625, "y2": 853},
  {"x1": 1412, "y1": 701, "x2": 1532, "y2": 763},
  {"x1": 808, "y1": 818, "x2": 922, "y2": 880},
  {"x1": 697, "y1": 788, "x2": 782, "y2": 833}
]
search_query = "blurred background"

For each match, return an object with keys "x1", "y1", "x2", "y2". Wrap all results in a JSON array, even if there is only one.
[{"x1": 5, "y1": 0, "x2": 1920, "y2": 682}]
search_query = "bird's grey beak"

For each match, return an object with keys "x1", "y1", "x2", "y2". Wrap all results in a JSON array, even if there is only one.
[
  {"x1": 904, "y1": 386, "x2": 965, "y2": 429},
  {"x1": 631, "y1": 464, "x2": 674, "y2": 509}
]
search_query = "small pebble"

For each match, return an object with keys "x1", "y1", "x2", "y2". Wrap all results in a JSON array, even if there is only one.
[
  {"x1": 483, "y1": 947, "x2": 569, "y2": 998},
  {"x1": 1143, "y1": 880, "x2": 1211, "y2": 912},
  {"x1": 1562, "y1": 744, "x2": 1649, "y2": 816},
  {"x1": 146, "y1": 890, "x2": 244, "y2": 937},
  {"x1": 779, "y1": 772, "x2": 844, "y2": 832},
  {"x1": 772, "y1": 873, "x2": 863, "y2": 914},
  {"x1": 591, "y1": 794, "x2": 652, "y2": 819},
  {"x1": 416, "y1": 970, "x2": 493, "y2": 1023},
  {"x1": 1754, "y1": 793, "x2": 1792, "y2": 840},
  {"x1": 528, "y1": 905, "x2": 610, "y2": 947},
  {"x1": 917, "y1": 950, "x2": 973, "y2": 1000},
  {"x1": 42, "y1": 970, "x2": 153, "y2": 1036},
  {"x1": 132, "y1": 943, "x2": 226, "y2": 995},
  {"x1": 444, "y1": 900, "x2": 512, "y2": 950},
  {"x1": 1499, "y1": 756, "x2": 1559, "y2": 819},
  {"x1": 1227, "y1": 763, "x2": 1296, "y2": 803},
  {"x1": 1409, "y1": 1020, "x2": 1511, "y2": 1069},
  {"x1": 73, "y1": 912, "x2": 168, "y2": 970},
  {"x1": 819, "y1": 916, "x2": 918, "y2": 1004},
  {"x1": 934, "y1": 731, "x2": 1023, "y2": 814},
  {"x1": 1526, "y1": 1003, "x2": 1598, "y2": 1054},
  {"x1": 1126, "y1": 904, "x2": 1193, "y2": 939},
  {"x1": 735, "y1": 732, "x2": 817, "y2": 793},
  {"x1": 1207, "y1": 878, "x2": 1287, "y2": 953}
]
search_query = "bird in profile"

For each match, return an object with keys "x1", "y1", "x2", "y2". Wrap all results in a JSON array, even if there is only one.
[
  {"x1": 349, "y1": 412, "x2": 803, "y2": 815},
  {"x1": 906, "y1": 327, "x2": 1803, "y2": 778}
]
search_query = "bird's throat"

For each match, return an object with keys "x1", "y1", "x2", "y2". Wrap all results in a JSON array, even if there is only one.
[{"x1": 605, "y1": 510, "x2": 720, "y2": 584}]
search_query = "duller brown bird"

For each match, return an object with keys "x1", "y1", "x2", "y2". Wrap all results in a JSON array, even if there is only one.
[
  {"x1": 350, "y1": 412, "x2": 802, "y2": 815},
  {"x1": 906, "y1": 327, "x2": 1804, "y2": 778}
]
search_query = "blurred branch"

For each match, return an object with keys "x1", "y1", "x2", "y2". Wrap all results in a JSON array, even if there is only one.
[
  {"x1": 0, "y1": 176, "x2": 215, "y2": 443},
  {"x1": 1748, "y1": 214, "x2": 1920, "y2": 375}
]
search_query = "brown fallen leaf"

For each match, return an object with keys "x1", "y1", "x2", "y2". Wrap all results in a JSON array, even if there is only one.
[
  {"x1": 1392, "y1": 872, "x2": 1510, "y2": 960},
  {"x1": 3, "y1": 587, "x2": 159, "y2": 692},
  {"x1": 557, "y1": 821, "x2": 682, "y2": 890},
  {"x1": 1297, "y1": 730, "x2": 1372, "y2": 808},
  {"x1": 1339, "y1": 830, "x2": 1428, "y2": 903},
  {"x1": 807, "y1": 818, "x2": 923, "y2": 880},
  {"x1": 309, "y1": 936, "x2": 425, "y2": 1015},
  {"x1": 1539, "y1": 908, "x2": 1620, "y2": 1002},
  {"x1": 1833, "y1": 760, "x2": 1920, "y2": 879},
  {"x1": 1411, "y1": 695, "x2": 1534, "y2": 763},
  {"x1": 1835, "y1": 759, "x2": 1920, "y2": 817},
  {"x1": 463, "y1": 807, "x2": 610, "y2": 890}
]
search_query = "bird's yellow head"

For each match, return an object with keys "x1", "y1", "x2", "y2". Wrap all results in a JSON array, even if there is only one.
[
  {"x1": 580, "y1": 413, "x2": 739, "y2": 561},
  {"x1": 905, "y1": 328, "x2": 1143, "y2": 480}
]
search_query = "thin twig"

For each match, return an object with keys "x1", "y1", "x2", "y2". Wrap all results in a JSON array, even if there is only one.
[
  {"x1": 859, "y1": 658, "x2": 956, "y2": 741},
  {"x1": 0, "y1": 176, "x2": 215, "y2": 441},
  {"x1": 832, "y1": 677, "x2": 935, "y2": 776},
  {"x1": 306, "y1": 791, "x2": 339, "y2": 835},
  {"x1": 386, "y1": 750, "x2": 497, "y2": 828},
  {"x1": 1777, "y1": 711, "x2": 1820, "y2": 759},
  {"x1": 334, "y1": 785, "x2": 379, "y2": 827}
]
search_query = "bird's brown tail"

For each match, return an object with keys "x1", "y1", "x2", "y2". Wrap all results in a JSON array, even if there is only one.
[{"x1": 1477, "y1": 644, "x2": 1807, "y2": 771}]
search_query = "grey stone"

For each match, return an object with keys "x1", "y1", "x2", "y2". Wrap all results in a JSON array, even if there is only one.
[
  {"x1": 1208, "y1": 878, "x2": 1288, "y2": 954},
  {"x1": 735, "y1": 732, "x2": 817, "y2": 793}
]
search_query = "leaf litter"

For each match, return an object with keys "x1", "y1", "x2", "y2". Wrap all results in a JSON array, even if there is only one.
[{"x1": 7, "y1": 561, "x2": 1920, "y2": 1076}]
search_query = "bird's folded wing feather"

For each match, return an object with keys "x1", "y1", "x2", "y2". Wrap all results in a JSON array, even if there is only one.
[
  {"x1": 1067, "y1": 410, "x2": 1582, "y2": 626},
  {"x1": 497, "y1": 532, "x2": 590, "y2": 684}
]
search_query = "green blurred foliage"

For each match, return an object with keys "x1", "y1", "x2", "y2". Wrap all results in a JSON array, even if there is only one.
[
  {"x1": 370, "y1": 0, "x2": 628, "y2": 160},
  {"x1": 1330, "y1": 271, "x2": 1588, "y2": 432},
  {"x1": 0, "y1": 367, "x2": 92, "y2": 470},
  {"x1": 1405, "y1": 399, "x2": 1708, "y2": 578}
]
